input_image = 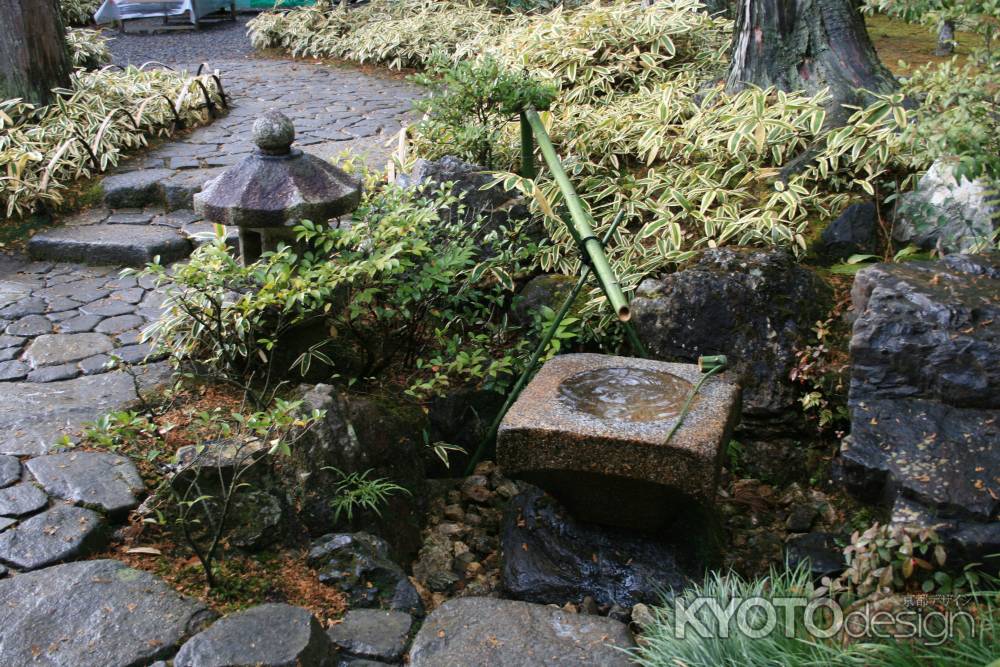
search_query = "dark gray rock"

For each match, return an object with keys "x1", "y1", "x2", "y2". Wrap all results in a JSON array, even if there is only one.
[
  {"x1": 113, "y1": 342, "x2": 162, "y2": 364},
  {"x1": 163, "y1": 168, "x2": 224, "y2": 211},
  {"x1": 28, "y1": 363, "x2": 82, "y2": 382},
  {"x1": 815, "y1": 202, "x2": 879, "y2": 263},
  {"x1": 0, "y1": 296, "x2": 46, "y2": 318},
  {"x1": 94, "y1": 314, "x2": 144, "y2": 335},
  {"x1": 57, "y1": 313, "x2": 104, "y2": 333},
  {"x1": 0, "y1": 455, "x2": 20, "y2": 488},
  {"x1": 510, "y1": 274, "x2": 582, "y2": 328},
  {"x1": 174, "y1": 603, "x2": 335, "y2": 667},
  {"x1": 632, "y1": 248, "x2": 832, "y2": 423},
  {"x1": 501, "y1": 485, "x2": 689, "y2": 608},
  {"x1": 785, "y1": 504, "x2": 818, "y2": 532},
  {"x1": 79, "y1": 354, "x2": 113, "y2": 375},
  {"x1": 785, "y1": 532, "x2": 844, "y2": 579},
  {"x1": 106, "y1": 210, "x2": 155, "y2": 225},
  {"x1": 5, "y1": 314, "x2": 52, "y2": 337},
  {"x1": 0, "y1": 504, "x2": 105, "y2": 570},
  {"x1": 23, "y1": 333, "x2": 114, "y2": 367},
  {"x1": 80, "y1": 297, "x2": 139, "y2": 317},
  {"x1": 0, "y1": 361, "x2": 28, "y2": 381},
  {"x1": 292, "y1": 386, "x2": 426, "y2": 559},
  {"x1": 309, "y1": 532, "x2": 423, "y2": 616},
  {"x1": 841, "y1": 253, "x2": 1000, "y2": 562},
  {"x1": 0, "y1": 482, "x2": 48, "y2": 517},
  {"x1": 398, "y1": 156, "x2": 529, "y2": 235},
  {"x1": 26, "y1": 451, "x2": 145, "y2": 516},
  {"x1": 327, "y1": 609, "x2": 413, "y2": 663},
  {"x1": 101, "y1": 168, "x2": 174, "y2": 208},
  {"x1": 0, "y1": 559, "x2": 211, "y2": 666},
  {"x1": 408, "y1": 597, "x2": 636, "y2": 667},
  {"x1": 28, "y1": 224, "x2": 192, "y2": 267},
  {"x1": 0, "y1": 517, "x2": 14, "y2": 532}
]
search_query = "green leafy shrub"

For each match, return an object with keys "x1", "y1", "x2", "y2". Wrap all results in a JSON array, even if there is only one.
[
  {"x1": 61, "y1": 0, "x2": 102, "y2": 27},
  {"x1": 144, "y1": 179, "x2": 540, "y2": 400},
  {"x1": 411, "y1": 56, "x2": 556, "y2": 167},
  {"x1": 0, "y1": 67, "x2": 225, "y2": 218},
  {"x1": 67, "y1": 28, "x2": 112, "y2": 70}
]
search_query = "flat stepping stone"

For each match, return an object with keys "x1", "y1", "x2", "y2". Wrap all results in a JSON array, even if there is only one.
[
  {"x1": 0, "y1": 483, "x2": 48, "y2": 517},
  {"x1": 101, "y1": 168, "x2": 174, "y2": 208},
  {"x1": 27, "y1": 452, "x2": 145, "y2": 516},
  {"x1": 0, "y1": 517, "x2": 15, "y2": 532},
  {"x1": 174, "y1": 603, "x2": 334, "y2": 667},
  {"x1": 23, "y1": 333, "x2": 114, "y2": 368},
  {"x1": 0, "y1": 559, "x2": 211, "y2": 665},
  {"x1": 0, "y1": 361, "x2": 28, "y2": 382},
  {"x1": 408, "y1": 597, "x2": 636, "y2": 666},
  {"x1": 27, "y1": 224, "x2": 191, "y2": 267},
  {"x1": 328, "y1": 609, "x2": 413, "y2": 663},
  {"x1": 5, "y1": 314, "x2": 52, "y2": 337},
  {"x1": 0, "y1": 455, "x2": 20, "y2": 488},
  {"x1": 0, "y1": 504, "x2": 104, "y2": 570},
  {"x1": 0, "y1": 364, "x2": 172, "y2": 456}
]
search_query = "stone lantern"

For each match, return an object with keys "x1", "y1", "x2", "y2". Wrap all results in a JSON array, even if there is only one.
[{"x1": 194, "y1": 111, "x2": 361, "y2": 264}]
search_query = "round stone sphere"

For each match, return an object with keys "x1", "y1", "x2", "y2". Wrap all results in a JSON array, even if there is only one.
[{"x1": 253, "y1": 111, "x2": 295, "y2": 154}]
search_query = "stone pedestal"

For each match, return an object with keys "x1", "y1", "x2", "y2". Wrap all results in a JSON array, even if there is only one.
[{"x1": 497, "y1": 353, "x2": 740, "y2": 531}]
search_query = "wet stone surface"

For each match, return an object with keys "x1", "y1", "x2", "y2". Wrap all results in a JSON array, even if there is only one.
[{"x1": 0, "y1": 260, "x2": 165, "y2": 383}]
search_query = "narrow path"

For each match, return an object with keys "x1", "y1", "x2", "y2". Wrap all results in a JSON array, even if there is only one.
[
  {"x1": 0, "y1": 17, "x2": 419, "y2": 588},
  {"x1": 0, "y1": 18, "x2": 419, "y2": 453}
]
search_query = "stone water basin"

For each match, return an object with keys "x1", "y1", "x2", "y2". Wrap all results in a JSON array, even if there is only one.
[{"x1": 497, "y1": 353, "x2": 741, "y2": 531}]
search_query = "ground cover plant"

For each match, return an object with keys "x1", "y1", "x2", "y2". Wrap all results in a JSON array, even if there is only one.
[
  {"x1": 249, "y1": 0, "x2": 1000, "y2": 331},
  {"x1": 0, "y1": 66, "x2": 225, "y2": 218},
  {"x1": 66, "y1": 28, "x2": 112, "y2": 69}
]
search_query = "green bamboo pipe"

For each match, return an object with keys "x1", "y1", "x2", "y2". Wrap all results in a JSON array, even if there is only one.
[
  {"x1": 522, "y1": 107, "x2": 631, "y2": 322},
  {"x1": 463, "y1": 210, "x2": 626, "y2": 475},
  {"x1": 519, "y1": 111, "x2": 536, "y2": 180}
]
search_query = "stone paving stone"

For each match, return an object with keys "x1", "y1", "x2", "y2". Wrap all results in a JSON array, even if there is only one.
[
  {"x1": 0, "y1": 348, "x2": 19, "y2": 362},
  {"x1": 107, "y1": 210, "x2": 156, "y2": 225},
  {"x1": 328, "y1": 609, "x2": 414, "y2": 663},
  {"x1": 80, "y1": 297, "x2": 143, "y2": 317},
  {"x1": 5, "y1": 315, "x2": 51, "y2": 337},
  {"x1": 27, "y1": 452, "x2": 145, "y2": 516},
  {"x1": 24, "y1": 333, "x2": 115, "y2": 368},
  {"x1": 0, "y1": 361, "x2": 28, "y2": 381},
  {"x1": 0, "y1": 297, "x2": 46, "y2": 318},
  {"x1": 0, "y1": 517, "x2": 14, "y2": 533},
  {"x1": 27, "y1": 363, "x2": 82, "y2": 383},
  {"x1": 0, "y1": 504, "x2": 105, "y2": 570},
  {"x1": 0, "y1": 560, "x2": 212, "y2": 665},
  {"x1": 79, "y1": 354, "x2": 113, "y2": 375},
  {"x1": 0, "y1": 483, "x2": 48, "y2": 518},
  {"x1": 95, "y1": 314, "x2": 144, "y2": 335},
  {"x1": 57, "y1": 313, "x2": 104, "y2": 333},
  {"x1": 0, "y1": 456, "x2": 20, "y2": 488}
]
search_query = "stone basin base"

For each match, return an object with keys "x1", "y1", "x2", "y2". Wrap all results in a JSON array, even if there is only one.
[{"x1": 498, "y1": 353, "x2": 741, "y2": 531}]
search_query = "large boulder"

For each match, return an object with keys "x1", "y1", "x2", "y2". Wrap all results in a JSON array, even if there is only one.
[
  {"x1": 894, "y1": 160, "x2": 999, "y2": 254},
  {"x1": 501, "y1": 485, "x2": 690, "y2": 608},
  {"x1": 397, "y1": 155, "x2": 531, "y2": 236},
  {"x1": 839, "y1": 253, "x2": 1000, "y2": 563},
  {"x1": 408, "y1": 597, "x2": 636, "y2": 667},
  {"x1": 174, "y1": 603, "x2": 335, "y2": 667},
  {"x1": 0, "y1": 559, "x2": 212, "y2": 666},
  {"x1": 290, "y1": 386, "x2": 427, "y2": 560},
  {"x1": 308, "y1": 532, "x2": 424, "y2": 616},
  {"x1": 631, "y1": 248, "x2": 832, "y2": 426},
  {"x1": 814, "y1": 202, "x2": 880, "y2": 264}
]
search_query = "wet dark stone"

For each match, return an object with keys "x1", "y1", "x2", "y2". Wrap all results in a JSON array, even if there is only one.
[
  {"x1": 101, "y1": 168, "x2": 175, "y2": 208},
  {"x1": 814, "y1": 202, "x2": 879, "y2": 264},
  {"x1": 631, "y1": 248, "x2": 831, "y2": 426},
  {"x1": 501, "y1": 485, "x2": 690, "y2": 608},
  {"x1": 0, "y1": 559, "x2": 212, "y2": 665},
  {"x1": 0, "y1": 505, "x2": 105, "y2": 570},
  {"x1": 841, "y1": 253, "x2": 1000, "y2": 563},
  {"x1": 785, "y1": 532, "x2": 844, "y2": 579},
  {"x1": 327, "y1": 609, "x2": 413, "y2": 663},
  {"x1": 308, "y1": 532, "x2": 423, "y2": 616},
  {"x1": 174, "y1": 603, "x2": 335, "y2": 667}
]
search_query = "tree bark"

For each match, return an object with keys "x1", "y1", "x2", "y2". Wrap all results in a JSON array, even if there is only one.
[
  {"x1": 725, "y1": 0, "x2": 897, "y2": 119},
  {"x1": 0, "y1": 0, "x2": 72, "y2": 106}
]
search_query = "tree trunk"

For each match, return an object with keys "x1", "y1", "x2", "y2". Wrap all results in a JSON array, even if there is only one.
[
  {"x1": 725, "y1": 0, "x2": 897, "y2": 120},
  {"x1": 0, "y1": 0, "x2": 72, "y2": 107},
  {"x1": 935, "y1": 20, "x2": 956, "y2": 56}
]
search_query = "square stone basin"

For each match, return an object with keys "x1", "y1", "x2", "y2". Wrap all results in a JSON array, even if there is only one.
[{"x1": 498, "y1": 353, "x2": 741, "y2": 531}]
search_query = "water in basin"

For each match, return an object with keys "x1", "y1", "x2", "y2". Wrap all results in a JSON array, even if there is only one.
[{"x1": 557, "y1": 366, "x2": 694, "y2": 422}]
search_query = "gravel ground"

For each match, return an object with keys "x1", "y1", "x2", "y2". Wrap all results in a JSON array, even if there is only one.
[{"x1": 107, "y1": 14, "x2": 257, "y2": 72}]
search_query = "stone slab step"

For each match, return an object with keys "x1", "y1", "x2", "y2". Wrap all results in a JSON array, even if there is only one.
[
  {"x1": 27, "y1": 224, "x2": 192, "y2": 267},
  {"x1": 102, "y1": 168, "x2": 223, "y2": 211}
]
